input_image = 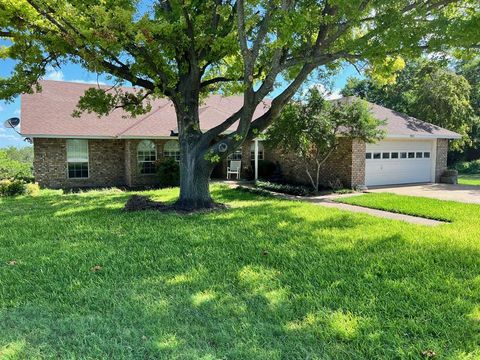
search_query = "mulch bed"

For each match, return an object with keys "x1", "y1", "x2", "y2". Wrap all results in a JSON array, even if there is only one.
[{"x1": 123, "y1": 195, "x2": 228, "y2": 214}]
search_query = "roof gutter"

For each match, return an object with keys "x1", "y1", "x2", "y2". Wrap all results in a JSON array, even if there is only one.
[{"x1": 386, "y1": 133, "x2": 462, "y2": 140}]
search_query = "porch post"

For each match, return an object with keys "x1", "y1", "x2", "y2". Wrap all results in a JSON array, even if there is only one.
[{"x1": 254, "y1": 139, "x2": 259, "y2": 180}]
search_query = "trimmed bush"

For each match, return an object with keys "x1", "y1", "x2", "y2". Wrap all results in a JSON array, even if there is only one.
[
  {"x1": 156, "y1": 158, "x2": 180, "y2": 188},
  {"x1": 0, "y1": 179, "x2": 26, "y2": 196},
  {"x1": 255, "y1": 180, "x2": 311, "y2": 196},
  {"x1": 25, "y1": 183, "x2": 40, "y2": 196}
]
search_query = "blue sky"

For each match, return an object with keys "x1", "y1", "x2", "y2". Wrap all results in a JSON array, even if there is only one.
[{"x1": 0, "y1": 52, "x2": 360, "y2": 148}]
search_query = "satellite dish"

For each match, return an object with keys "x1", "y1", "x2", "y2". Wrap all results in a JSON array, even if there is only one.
[
  {"x1": 3, "y1": 117, "x2": 20, "y2": 128},
  {"x1": 218, "y1": 142, "x2": 228, "y2": 153}
]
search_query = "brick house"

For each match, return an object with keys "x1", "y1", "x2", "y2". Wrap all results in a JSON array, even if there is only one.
[{"x1": 21, "y1": 81, "x2": 460, "y2": 189}]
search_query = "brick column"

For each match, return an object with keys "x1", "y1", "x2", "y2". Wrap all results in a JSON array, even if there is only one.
[
  {"x1": 435, "y1": 139, "x2": 449, "y2": 182},
  {"x1": 351, "y1": 139, "x2": 366, "y2": 187}
]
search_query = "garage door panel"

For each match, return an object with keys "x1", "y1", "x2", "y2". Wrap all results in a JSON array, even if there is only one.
[{"x1": 365, "y1": 140, "x2": 434, "y2": 186}]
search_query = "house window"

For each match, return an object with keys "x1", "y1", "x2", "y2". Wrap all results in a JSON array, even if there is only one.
[
  {"x1": 391, "y1": 152, "x2": 399, "y2": 159},
  {"x1": 250, "y1": 142, "x2": 264, "y2": 161},
  {"x1": 366, "y1": 153, "x2": 372, "y2": 159},
  {"x1": 408, "y1": 152, "x2": 415, "y2": 159},
  {"x1": 228, "y1": 149, "x2": 242, "y2": 161},
  {"x1": 416, "y1": 152, "x2": 423, "y2": 158},
  {"x1": 400, "y1": 152, "x2": 407, "y2": 159},
  {"x1": 382, "y1": 152, "x2": 390, "y2": 159},
  {"x1": 163, "y1": 140, "x2": 180, "y2": 161},
  {"x1": 67, "y1": 139, "x2": 89, "y2": 178},
  {"x1": 137, "y1": 140, "x2": 157, "y2": 174},
  {"x1": 373, "y1": 152, "x2": 381, "y2": 159},
  {"x1": 424, "y1": 152, "x2": 431, "y2": 158}
]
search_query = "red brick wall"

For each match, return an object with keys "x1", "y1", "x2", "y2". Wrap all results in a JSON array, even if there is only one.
[
  {"x1": 33, "y1": 137, "x2": 371, "y2": 189},
  {"x1": 124, "y1": 139, "x2": 173, "y2": 187},
  {"x1": 34, "y1": 138, "x2": 126, "y2": 188},
  {"x1": 265, "y1": 138, "x2": 357, "y2": 188}
]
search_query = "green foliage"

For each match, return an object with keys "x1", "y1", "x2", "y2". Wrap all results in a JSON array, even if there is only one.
[
  {"x1": 255, "y1": 180, "x2": 311, "y2": 196},
  {"x1": 204, "y1": 151, "x2": 221, "y2": 164},
  {"x1": 456, "y1": 57, "x2": 480, "y2": 153},
  {"x1": 0, "y1": 148, "x2": 33, "y2": 180},
  {"x1": 267, "y1": 88, "x2": 384, "y2": 190},
  {"x1": 156, "y1": 158, "x2": 180, "y2": 188},
  {"x1": 257, "y1": 160, "x2": 276, "y2": 180},
  {"x1": 0, "y1": 179, "x2": 25, "y2": 196},
  {"x1": 25, "y1": 182, "x2": 40, "y2": 196},
  {"x1": 0, "y1": 178, "x2": 38, "y2": 197},
  {"x1": 455, "y1": 159, "x2": 480, "y2": 174},
  {"x1": 1, "y1": 1, "x2": 479, "y2": 113},
  {"x1": 342, "y1": 60, "x2": 479, "y2": 150}
]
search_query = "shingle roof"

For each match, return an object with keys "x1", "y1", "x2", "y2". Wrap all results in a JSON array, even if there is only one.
[
  {"x1": 21, "y1": 81, "x2": 461, "y2": 139},
  {"x1": 21, "y1": 80, "x2": 271, "y2": 138},
  {"x1": 338, "y1": 96, "x2": 461, "y2": 139}
]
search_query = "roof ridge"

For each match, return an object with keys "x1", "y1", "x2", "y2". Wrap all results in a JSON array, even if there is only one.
[{"x1": 115, "y1": 105, "x2": 166, "y2": 138}]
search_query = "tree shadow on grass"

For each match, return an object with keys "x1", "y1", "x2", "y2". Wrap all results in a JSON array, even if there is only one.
[{"x1": 1, "y1": 187, "x2": 480, "y2": 358}]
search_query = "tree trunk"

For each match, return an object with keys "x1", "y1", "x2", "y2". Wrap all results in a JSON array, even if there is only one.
[{"x1": 175, "y1": 142, "x2": 215, "y2": 210}]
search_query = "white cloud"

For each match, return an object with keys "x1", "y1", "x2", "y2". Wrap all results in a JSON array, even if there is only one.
[
  {"x1": 306, "y1": 83, "x2": 342, "y2": 100},
  {"x1": 14, "y1": 108, "x2": 21, "y2": 115},
  {"x1": 0, "y1": 105, "x2": 4, "y2": 112},
  {"x1": 0, "y1": 128, "x2": 25, "y2": 146},
  {"x1": 69, "y1": 79, "x2": 107, "y2": 85},
  {"x1": 324, "y1": 90, "x2": 342, "y2": 100},
  {"x1": 44, "y1": 66, "x2": 64, "y2": 81}
]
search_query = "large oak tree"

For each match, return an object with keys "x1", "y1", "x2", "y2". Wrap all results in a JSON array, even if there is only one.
[{"x1": 1, "y1": 0, "x2": 479, "y2": 209}]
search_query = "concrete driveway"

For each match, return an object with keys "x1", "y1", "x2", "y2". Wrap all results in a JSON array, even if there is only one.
[{"x1": 368, "y1": 183, "x2": 480, "y2": 204}]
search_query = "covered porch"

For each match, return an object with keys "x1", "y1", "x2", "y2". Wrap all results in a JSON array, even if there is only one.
[{"x1": 211, "y1": 139, "x2": 265, "y2": 180}]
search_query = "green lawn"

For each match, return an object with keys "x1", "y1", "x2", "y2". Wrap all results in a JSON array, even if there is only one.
[
  {"x1": 1, "y1": 187, "x2": 480, "y2": 359},
  {"x1": 459, "y1": 174, "x2": 480, "y2": 186}
]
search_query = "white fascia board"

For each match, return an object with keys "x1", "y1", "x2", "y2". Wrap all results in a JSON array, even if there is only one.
[
  {"x1": 25, "y1": 134, "x2": 179, "y2": 140},
  {"x1": 24, "y1": 134, "x2": 116, "y2": 139},
  {"x1": 385, "y1": 133, "x2": 462, "y2": 140},
  {"x1": 117, "y1": 135, "x2": 177, "y2": 139}
]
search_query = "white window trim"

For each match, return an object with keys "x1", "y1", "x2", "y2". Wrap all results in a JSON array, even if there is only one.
[
  {"x1": 163, "y1": 140, "x2": 181, "y2": 161},
  {"x1": 137, "y1": 140, "x2": 158, "y2": 175},
  {"x1": 66, "y1": 139, "x2": 90, "y2": 179},
  {"x1": 366, "y1": 150, "x2": 432, "y2": 161},
  {"x1": 250, "y1": 142, "x2": 264, "y2": 161}
]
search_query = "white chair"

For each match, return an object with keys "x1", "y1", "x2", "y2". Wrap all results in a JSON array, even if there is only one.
[{"x1": 227, "y1": 160, "x2": 241, "y2": 180}]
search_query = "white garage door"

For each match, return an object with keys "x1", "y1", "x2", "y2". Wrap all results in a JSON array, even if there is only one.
[{"x1": 365, "y1": 140, "x2": 435, "y2": 186}]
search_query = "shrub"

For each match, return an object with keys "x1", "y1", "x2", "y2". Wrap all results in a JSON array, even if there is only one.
[
  {"x1": 156, "y1": 158, "x2": 180, "y2": 187},
  {"x1": 25, "y1": 183, "x2": 40, "y2": 196},
  {"x1": 0, "y1": 150, "x2": 33, "y2": 179},
  {"x1": 0, "y1": 179, "x2": 40, "y2": 197},
  {"x1": 255, "y1": 180, "x2": 311, "y2": 196},
  {"x1": 455, "y1": 160, "x2": 480, "y2": 174},
  {"x1": 257, "y1": 160, "x2": 276, "y2": 179},
  {"x1": 0, "y1": 179, "x2": 26, "y2": 196},
  {"x1": 328, "y1": 178, "x2": 343, "y2": 191}
]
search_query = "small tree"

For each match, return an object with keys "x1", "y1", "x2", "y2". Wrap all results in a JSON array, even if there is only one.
[{"x1": 267, "y1": 90, "x2": 384, "y2": 192}]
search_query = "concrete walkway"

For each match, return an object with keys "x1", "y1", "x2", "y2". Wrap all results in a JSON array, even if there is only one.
[
  {"x1": 312, "y1": 199, "x2": 444, "y2": 226},
  {"x1": 229, "y1": 183, "x2": 445, "y2": 226},
  {"x1": 368, "y1": 183, "x2": 480, "y2": 204}
]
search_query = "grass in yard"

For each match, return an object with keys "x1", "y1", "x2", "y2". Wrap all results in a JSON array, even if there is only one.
[
  {"x1": 1, "y1": 186, "x2": 480, "y2": 359},
  {"x1": 459, "y1": 174, "x2": 480, "y2": 186}
]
